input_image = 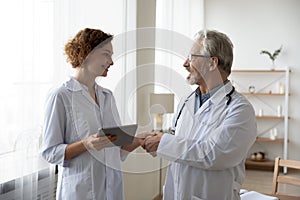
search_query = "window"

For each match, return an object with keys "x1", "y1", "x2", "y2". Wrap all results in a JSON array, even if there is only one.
[
  {"x1": 0, "y1": 0, "x2": 136, "y2": 156},
  {"x1": 155, "y1": 0, "x2": 205, "y2": 103},
  {"x1": 0, "y1": 0, "x2": 54, "y2": 155}
]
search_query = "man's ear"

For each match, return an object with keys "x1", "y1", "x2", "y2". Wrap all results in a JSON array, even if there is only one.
[{"x1": 209, "y1": 57, "x2": 218, "y2": 71}]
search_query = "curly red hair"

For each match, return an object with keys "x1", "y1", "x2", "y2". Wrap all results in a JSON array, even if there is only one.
[{"x1": 64, "y1": 28, "x2": 113, "y2": 68}]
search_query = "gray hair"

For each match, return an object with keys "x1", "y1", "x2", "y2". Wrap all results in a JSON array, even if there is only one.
[{"x1": 194, "y1": 30, "x2": 234, "y2": 76}]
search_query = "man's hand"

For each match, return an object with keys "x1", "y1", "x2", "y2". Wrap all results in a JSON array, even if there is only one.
[
  {"x1": 134, "y1": 131, "x2": 157, "y2": 145},
  {"x1": 142, "y1": 131, "x2": 164, "y2": 156},
  {"x1": 121, "y1": 131, "x2": 156, "y2": 152}
]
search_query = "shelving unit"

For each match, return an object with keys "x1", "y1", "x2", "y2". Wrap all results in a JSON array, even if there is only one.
[
  {"x1": 241, "y1": 92, "x2": 286, "y2": 96},
  {"x1": 230, "y1": 68, "x2": 290, "y2": 173},
  {"x1": 256, "y1": 115, "x2": 285, "y2": 119},
  {"x1": 245, "y1": 159, "x2": 275, "y2": 171},
  {"x1": 256, "y1": 137, "x2": 284, "y2": 143}
]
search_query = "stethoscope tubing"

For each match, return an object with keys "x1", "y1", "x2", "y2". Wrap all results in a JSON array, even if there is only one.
[{"x1": 173, "y1": 86, "x2": 235, "y2": 129}]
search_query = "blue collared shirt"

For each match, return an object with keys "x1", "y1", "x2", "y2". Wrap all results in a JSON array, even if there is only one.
[{"x1": 194, "y1": 80, "x2": 230, "y2": 113}]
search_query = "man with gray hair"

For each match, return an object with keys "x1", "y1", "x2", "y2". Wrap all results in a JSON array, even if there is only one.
[{"x1": 143, "y1": 30, "x2": 257, "y2": 200}]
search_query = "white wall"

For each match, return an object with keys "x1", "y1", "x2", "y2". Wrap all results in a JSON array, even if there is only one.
[
  {"x1": 49, "y1": 1, "x2": 300, "y2": 199},
  {"x1": 205, "y1": 0, "x2": 300, "y2": 160},
  {"x1": 128, "y1": 1, "x2": 300, "y2": 199}
]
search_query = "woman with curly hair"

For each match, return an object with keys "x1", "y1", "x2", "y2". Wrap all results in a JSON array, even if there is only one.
[{"x1": 41, "y1": 28, "x2": 147, "y2": 200}]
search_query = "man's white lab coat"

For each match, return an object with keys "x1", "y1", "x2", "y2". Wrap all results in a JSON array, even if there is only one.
[{"x1": 157, "y1": 82, "x2": 257, "y2": 200}]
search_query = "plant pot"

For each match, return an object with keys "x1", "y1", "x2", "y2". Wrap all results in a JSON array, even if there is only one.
[{"x1": 270, "y1": 61, "x2": 276, "y2": 70}]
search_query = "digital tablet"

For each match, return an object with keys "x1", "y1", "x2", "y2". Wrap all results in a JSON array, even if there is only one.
[{"x1": 98, "y1": 124, "x2": 138, "y2": 146}]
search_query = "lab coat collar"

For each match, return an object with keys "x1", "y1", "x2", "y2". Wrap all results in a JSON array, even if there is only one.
[
  {"x1": 64, "y1": 77, "x2": 110, "y2": 107},
  {"x1": 64, "y1": 77, "x2": 110, "y2": 94},
  {"x1": 184, "y1": 91, "x2": 197, "y2": 116},
  {"x1": 194, "y1": 81, "x2": 233, "y2": 116},
  {"x1": 209, "y1": 81, "x2": 234, "y2": 106},
  {"x1": 64, "y1": 77, "x2": 85, "y2": 92}
]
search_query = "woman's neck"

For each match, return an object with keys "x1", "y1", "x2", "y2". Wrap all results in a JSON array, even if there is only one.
[
  {"x1": 74, "y1": 68, "x2": 96, "y2": 91},
  {"x1": 75, "y1": 69, "x2": 99, "y2": 105}
]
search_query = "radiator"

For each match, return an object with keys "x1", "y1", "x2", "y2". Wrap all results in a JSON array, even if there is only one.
[{"x1": 0, "y1": 168, "x2": 57, "y2": 200}]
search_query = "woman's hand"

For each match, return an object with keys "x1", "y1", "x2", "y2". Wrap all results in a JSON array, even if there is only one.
[
  {"x1": 83, "y1": 133, "x2": 116, "y2": 151},
  {"x1": 65, "y1": 133, "x2": 116, "y2": 160}
]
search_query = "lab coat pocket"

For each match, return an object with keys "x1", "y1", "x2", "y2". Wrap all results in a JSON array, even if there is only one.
[
  {"x1": 69, "y1": 108, "x2": 90, "y2": 140},
  {"x1": 206, "y1": 112, "x2": 221, "y2": 127},
  {"x1": 195, "y1": 111, "x2": 216, "y2": 129},
  {"x1": 207, "y1": 106, "x2": 227, "y2": 126},
  {"x1": 61, "y1": 172, "x2": 93, "y2": 200},
  {"x1": 199, "y1": 110, "x2": 224, "y2": 132}
]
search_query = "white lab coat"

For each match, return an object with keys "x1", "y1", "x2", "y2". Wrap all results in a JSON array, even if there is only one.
[
  {"x1": 157, "y1": 82, "x2": 257, "y2": 200},
  {"x1": 41, "y1": 77, "x2": 124, "y2": 200}
]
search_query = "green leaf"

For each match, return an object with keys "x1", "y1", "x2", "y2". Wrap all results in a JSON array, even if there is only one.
[
  {"x1": 260, "y1": 50, "x2": 274, "y2": 61},
  {"x1": 272, "y1": 46, "x2": 282, "y2": 60},
  {"x1": 260, "y1": 46, "x2": 282, "y2": 62}
]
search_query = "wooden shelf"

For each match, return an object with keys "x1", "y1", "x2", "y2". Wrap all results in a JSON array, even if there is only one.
[
  {"x1": 256, "y1": 137, "x2": 284, "y2": 143},
  {"x1": 232, "y1": 69, "x2": 287, "y2": 73},
  {"x1": 245, "y1": 159, "x2": 275, "y2": 171},
  {"x1": 241, "y1": 92, "x2": 286, "y2": 96},
  {"x1": 256, "y1": 115, "x2": 285, "y2": 119},
  {"x1": 233, "y1": 68, "x2": 290, "y2": 172}
]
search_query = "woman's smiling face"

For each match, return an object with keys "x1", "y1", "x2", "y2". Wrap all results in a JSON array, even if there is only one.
[{"x1": 84, "y1": 42, "x2": 114, "y2": 77}]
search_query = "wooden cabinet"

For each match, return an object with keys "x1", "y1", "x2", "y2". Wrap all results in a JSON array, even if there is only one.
[{"x1": 230, "y1": 68, "x2": 290, "y2": 172}]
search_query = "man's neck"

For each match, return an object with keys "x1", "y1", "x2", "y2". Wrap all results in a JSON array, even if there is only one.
[
  {"x1": 198, "y1": 79, "x2": 228, "y2": 94},
  {"x1": 198, "y1": 70, "x2": 228, "y2": 94}
]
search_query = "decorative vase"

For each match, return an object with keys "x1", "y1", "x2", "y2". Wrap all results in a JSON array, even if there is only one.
[{"x1": 270, "y1": 61, "x2": 275, "y2": 70}]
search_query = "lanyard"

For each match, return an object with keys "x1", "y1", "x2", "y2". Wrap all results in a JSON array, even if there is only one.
[{"x1": 173, "y1": 86, "x2": 235, "y2": 129}]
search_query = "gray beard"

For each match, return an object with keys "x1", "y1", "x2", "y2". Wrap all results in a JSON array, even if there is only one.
[{"x1": 187, "y1": 75, "x2": 198, "y2": 85}]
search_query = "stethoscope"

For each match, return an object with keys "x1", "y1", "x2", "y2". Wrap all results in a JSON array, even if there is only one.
[{"x1": 173, "y1": 86, "x2": 235, "y2": 130}]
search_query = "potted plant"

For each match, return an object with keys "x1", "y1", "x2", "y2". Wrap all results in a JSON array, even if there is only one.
[{"x1": 260, "y1": 46, "x2": 282, "y2": 70}]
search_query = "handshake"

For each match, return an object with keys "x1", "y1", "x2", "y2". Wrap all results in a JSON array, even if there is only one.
[
  {"x1": 83, "y1": 130, "x2": 165, "y2": 155},
  {"x1": 134, "y1": 131, "x2": 164, "y2": 156}
]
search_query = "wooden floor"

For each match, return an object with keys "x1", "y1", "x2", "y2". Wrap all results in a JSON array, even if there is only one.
[{"x1": 242, "y1": 169, "x2": 300, "y2": 196}]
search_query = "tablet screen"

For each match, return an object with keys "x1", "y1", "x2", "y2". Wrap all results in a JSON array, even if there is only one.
[{"x1": 98, "y1": 124, "x2": 138, "y2": 146}]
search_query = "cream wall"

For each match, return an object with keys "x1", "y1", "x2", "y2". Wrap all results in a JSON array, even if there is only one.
[
  {"x1": 122, "y1": 1, "x2": 160, "y2": 200},
  {"x1": 204, "y1": 0, "x2": 300, "y2": 160}
]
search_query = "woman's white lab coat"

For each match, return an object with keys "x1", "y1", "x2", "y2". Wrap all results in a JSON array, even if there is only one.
[
  {"x1": 157, "y1": 82, "x2": 257, "y2": 200},
  {"x1": 42, "y1": 77, "x2": 124, "y2": 200}
]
